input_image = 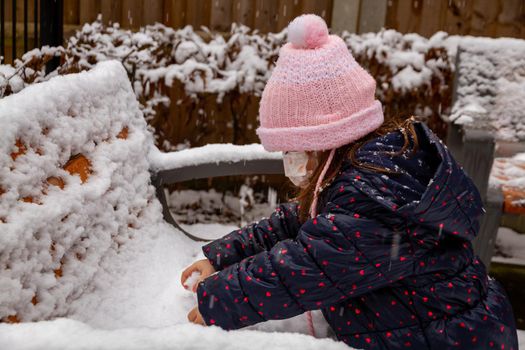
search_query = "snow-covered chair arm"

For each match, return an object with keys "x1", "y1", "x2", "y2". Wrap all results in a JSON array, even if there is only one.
[{"x1": 148, "y1": 144, "x2": 284, "y2": 241}]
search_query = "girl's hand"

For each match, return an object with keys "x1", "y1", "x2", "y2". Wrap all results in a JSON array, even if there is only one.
[
  {"x1": 187, "y1": 306, "x2": 206, "y2": 325},
  {"x1": 181, "y1": 259, "x2": 216, "y2": 292}
]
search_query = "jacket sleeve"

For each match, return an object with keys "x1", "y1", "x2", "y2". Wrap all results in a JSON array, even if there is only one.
[
  {"x1": 196, "y1": 208, "x2": 412, "y2": 330},
  {"x1": 202, "y1": 202, "x2": 302, "y2": 271}
]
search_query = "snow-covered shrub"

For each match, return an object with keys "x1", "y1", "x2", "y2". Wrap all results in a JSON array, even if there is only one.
[
  {"x1": 0, "y1": 61, "x2": 165, "y2": 322},
  {"x1": 341, "y1": 30, "x2": 454, "y2": 137},
  {"x1": 1, "y1": 18, "x2": 455, "y2": 149}
]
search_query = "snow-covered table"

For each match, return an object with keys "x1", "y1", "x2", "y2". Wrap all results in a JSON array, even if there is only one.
[
  {"x1": 0, "y1": 61, "x2": 347, "y2": 349},
  {"x1": 444, "y1": 36, "x2": 525, "y2": 268}
]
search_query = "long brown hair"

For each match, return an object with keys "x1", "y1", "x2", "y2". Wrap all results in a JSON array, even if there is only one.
[{"x1": 294, "y1": 117, "x2": 420, "y2": 222}]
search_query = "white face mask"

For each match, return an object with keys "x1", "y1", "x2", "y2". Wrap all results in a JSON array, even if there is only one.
[{"x1": 283, "y1": 151, "x2": 318, "y2": 187}]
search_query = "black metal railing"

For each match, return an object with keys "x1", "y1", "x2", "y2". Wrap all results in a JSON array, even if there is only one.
[{"x1": 0, "y1": 0, "x2": 62, "y2": 66}]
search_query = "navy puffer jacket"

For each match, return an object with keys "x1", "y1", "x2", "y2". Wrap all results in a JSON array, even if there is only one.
[{"x1": 197, "y1": 121, "x2": 518, "y2": 350}]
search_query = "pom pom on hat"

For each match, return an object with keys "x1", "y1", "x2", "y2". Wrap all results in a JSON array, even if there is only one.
[{"x1": 287, "y1": 14, "x2": 329, "y2": 49}]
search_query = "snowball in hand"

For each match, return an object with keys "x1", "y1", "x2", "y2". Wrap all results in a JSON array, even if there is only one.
[{"x1": 183, "y1": 271, "x2": 202, "y2": 291}]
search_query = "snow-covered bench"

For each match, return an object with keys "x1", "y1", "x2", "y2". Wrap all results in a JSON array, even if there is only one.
[
  {"x1": 149, "y1": 144, "x2": 283, "y2": 241},
  {"x1": 0, "y1": 61, "x2": 347, "y2": 349},
  {"x1": 445, "y1": 37, "x2": 525, "y2": 267}
]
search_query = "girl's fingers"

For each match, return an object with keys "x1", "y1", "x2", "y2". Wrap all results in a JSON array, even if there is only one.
[
  {"x1": 187, "y1": 308, "x2": 196, "y2": 322},
  {"x1": 187, "y1": 307, "x2": 205, "y2": 325},
  {"x1": 181, "y1": 265, "x2": 197, "y2": 287},
  {"x1": 188, "y1": 307, "x2": 205, "y2": 325},
  {"x1": 196, "y1": 313, "x2": 205, "y2": 325}
]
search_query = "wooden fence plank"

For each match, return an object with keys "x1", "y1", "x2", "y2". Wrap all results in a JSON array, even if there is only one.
[
  {"x1": 471, "y1": 0, "x2": 500, "y2": 37},
  {"x1": 186, "y1": 0, "x2": 211, "y2": 29},
  {"x1": 384, "y1": 0, "x2": 399, "y2": 29},
  {"x1": 301, "y1": 0, "x2": 332, "y2": 23},
  {"x1": 392, "y1": 0, "x2": 420, "y2": 34},
  {"x1": 120, "y1": 0, "x2": 143, "y2": 29},
  {"x1": 443, "y1": 0, "x2": 474, "y2": 36},
  {"x1": 276, "y1": 0, "x2": 300, "y2": 30},
  {"x1": 64, "y1": 0, "x2": 80, "y2": 25},
  {"x1": 79, "y1": 0, "x2": 100, "y2": 24},
  {"x1": 418, "y1": 0, "x2": 445, "y2": 37},
  {"x1": 357, "y1": 0, "x2": 386, "y2": 33},
  {"x1": 254, "y1": 0, "x2": 279, "y2": 33},
  {"x1": 232, "y1": 0, "x2": 254, "y2": 27},
  {"x1": 331, "y1": 0, "x2": 360, "y2": 33},
  {"x1": 142, "y1": 0, "x2": 163, "y2": 26},
  {"x1": 211, "y1": 0, "x2": 233, "y2": 31},
  {"x1": 163, "y1": 0, "x2": 187, "y2": 28},
  {"x1": 101, "y1": 0, "x2": 122, "y2": 25},
  {"x1": 487, "y1": 0, "x2": 523, "y2": 38}
]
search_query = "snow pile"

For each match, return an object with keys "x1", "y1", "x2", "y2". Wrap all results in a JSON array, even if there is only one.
[
  {"x1": 489, "y1": 154, "x2": 525, "y2": 213},
  {"x1": 490, "y1": 154, "x2": 525, "y2": 192},
  {"x1": 0, "y1": 60, "x2": 169, "y2": 322},
  {"x1": 0, "y1": 318, "x2": 348, "y2": 350},
  {"x1": 447, "y1": 37, "x2": 525, "y2": 141},
  {"x1": 493, "y1": 227, "x2": 525, "y2": 266}
]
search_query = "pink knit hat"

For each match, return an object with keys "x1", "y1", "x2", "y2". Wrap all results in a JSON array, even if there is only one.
[{"x1": 256, "y1": 14, "x2": 384, "y2": 152}]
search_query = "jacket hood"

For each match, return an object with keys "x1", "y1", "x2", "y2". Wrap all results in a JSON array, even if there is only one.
[{"x1": 340, "y1": 121, "x2": 484, "y2": 241}]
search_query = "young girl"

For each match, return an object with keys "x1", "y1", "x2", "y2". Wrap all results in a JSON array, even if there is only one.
[{"x1": 181, "y1": 14, "x2": 518, "y2": 350}]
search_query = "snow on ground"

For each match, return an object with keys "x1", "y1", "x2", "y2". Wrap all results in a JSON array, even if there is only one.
[{"x1": 0, "y1": 318, "x2": 347, "y2": 350}]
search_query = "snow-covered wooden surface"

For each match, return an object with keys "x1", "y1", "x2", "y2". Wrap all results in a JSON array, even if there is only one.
[
  {"x1": 0, "y1": 60, "x2": 158, "y2": 322},
  {"x1": 493, "y1": 227, "x2": 525, "y2": 266},
  {"x1": 0, "y1": 61, "x2": 349, "y2": 350},
  {"x1": 149, "y1": 143, "x2": 282, "y2": 172},
  {"x1": 447, "y1": 36, "x2": 525, "y2": 142}
]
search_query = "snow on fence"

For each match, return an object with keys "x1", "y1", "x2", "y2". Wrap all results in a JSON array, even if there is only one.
[
  {"x1": 1, "y1": 19, "x2": 456, "y2": 150},
  {"x1": 0, "y1": 60, "x2": 164, "y2": 322}
]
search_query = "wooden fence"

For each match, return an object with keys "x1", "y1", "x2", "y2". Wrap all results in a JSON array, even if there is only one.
[
  {"x1": 2, "y1": 0, "x2": 524, "y2": 64},
  {"x1": 384, "y1": 0, "x2": 525, "y2": 39},
  {"x1": 67, "y1": 0, "x2": 332, "y2": 32}
]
